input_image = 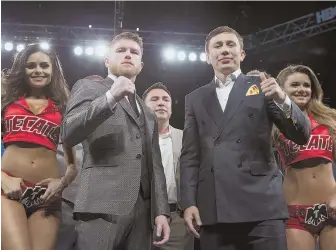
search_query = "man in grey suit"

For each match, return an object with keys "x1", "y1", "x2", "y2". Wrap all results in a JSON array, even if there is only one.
[
  {"x1": 143, "y1": 82, "x2": 194, "y2": 250},
  {"x1": 55, "y1": 75, "x2": 104, "y2": 250},
  {"x1": 180, "y1": 26, "x2": 311, "y2": 250},
  {"x1": 61, "y1": 32, "x2": 170, "y2": 250}
]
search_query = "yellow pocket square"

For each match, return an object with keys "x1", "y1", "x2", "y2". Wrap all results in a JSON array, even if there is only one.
[{"x1": 246, "y1": 84, "x2": 260, "y2": 96}]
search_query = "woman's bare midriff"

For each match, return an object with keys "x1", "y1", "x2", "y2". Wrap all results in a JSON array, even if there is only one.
[
  {"x1": 283, "y1": 161, "x2": 336, "y2": 205},
  {"x1": 1, "y1": 144, "x2": 61, "y2": 184}
]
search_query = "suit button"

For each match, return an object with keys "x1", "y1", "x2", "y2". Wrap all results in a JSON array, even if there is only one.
[
  {"x1": 249, "y1": 113, "x2": 253, "y2": 118},
  {"x1": 236, "y1": 139, "x2": 241, "y2": 143},
  {"x1": 136, "y1": 133, "x2": 141, "y2": 139},
  {"x1": 214, "y1": 141, "x2": 219, "y2": 146},
  {"x1": 211, "y1": 168, "x2": 214, "y2": 172},
  {"x1": 237, "y1": 164, "x2": 242, "y2": 168},
  {"x1": 136, "y1": 154, "x2": 142, "y2": 159}
]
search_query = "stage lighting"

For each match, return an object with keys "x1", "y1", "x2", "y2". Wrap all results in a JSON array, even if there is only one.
[
  {"x1": 189, "y1": 52, "x2": 197, "y2": 61},
  {"x1": 4, "y1": 42, "x2": 13, "y2": 51},
  {"x1": 95, "y1": 45, "x2": 107, "y2": 57},
  {"x1": 16, "y1": 44, "x2": 25, "y2": 52},
  {"x1": 163, "y1": 48, "x2": 176, "y2": 61},
  {"x1": 177, "y1": 51, "x2": 186, "y2": 61},
  {"x1": 40, "y1": 42, "x2": 50, "y2": 50},
  {"x1": 74, "y1": 46, "x2": 83, "y2": 56},
  {"x1": 85, "y1": 47, "x2": 94, "y2": 56},
  {"x1": 200, "y1": 52, "x2": 206, "y2": 62}
]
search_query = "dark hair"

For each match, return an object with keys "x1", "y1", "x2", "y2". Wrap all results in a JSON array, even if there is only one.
[
  {"x1": 110, "y1": 32, "x2": 144, "y2": 54},
  {"x1": 142, "y1": 82, "x2": 171, "y2": 101},
  {"x1": 1, "y1": 43, "x2": 69, "y2": 114},
  {"x1": 205, "y1": 26, "x2": 244, "y2": 53},
  {"x1": 273, "y1": 64, "x2": 336, "y2": 144}
]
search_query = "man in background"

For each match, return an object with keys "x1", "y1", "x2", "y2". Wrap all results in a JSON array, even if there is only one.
[{"x1": 143, "y1": 82, "x2": 194, "y2": 250}]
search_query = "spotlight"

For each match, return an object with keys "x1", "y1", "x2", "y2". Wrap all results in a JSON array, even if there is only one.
[
  {"x1": 177, "y1": 51, "x2": 186, "y2": 61},
  {"x1": 74, "y1": 46, "x2": 83, "y2": 56},
  {"x1": 16, "y1": 44, "x2": 25, "y2": 52},
  {"x1": 188, "y1": 52, "x2": 197, "y2": 61},
  {"x1": 40, "y1": 42, "x2": 50, "y2": 50},
  {"x1": 4, "y1": 42, "x2": 13, "y2": 51},
  {"x1": 85, "y1": 47, "x2": 94, "y2": 56},
  {"x1": 163, "y1": 48, "x2": 176, "y2": 61},
  {"x1": 200, "y1": 52, "x2": 206, "y2": 62}
]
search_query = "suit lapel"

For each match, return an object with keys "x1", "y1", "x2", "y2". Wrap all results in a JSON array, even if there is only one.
[
  {"x1": 119, "y1": 98, "x2": 139, "y2": 124},
  {"x1": 100, "y1": 77, "x2": 114, "y2": 89},
  {"x1": 219, "y1": 74, "x2": 258, "y2": 133},
  {"x1": 138, "y1": 96, "x2": 155, "y2": 142},
  {"x1": 203, "y1": 79, "x2": 224, "y2": 128}
]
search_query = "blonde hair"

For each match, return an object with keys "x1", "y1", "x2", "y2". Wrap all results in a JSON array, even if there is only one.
[{"x1": 273, "y1": 65, "x2": 336, "y2": 146}]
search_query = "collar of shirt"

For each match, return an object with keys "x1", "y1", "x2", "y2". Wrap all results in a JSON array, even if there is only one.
[
  {"x1": 159, "y1": 125, "x2": 172, "y2": 139},
  {"x1": 107, "y1": 73, "x2": 117, "y2": 82},
  {"x1": 215, "y1": 68, "x2": 242, "y2": 88}
]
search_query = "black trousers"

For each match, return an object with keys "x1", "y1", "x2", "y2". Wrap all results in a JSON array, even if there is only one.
[{"x1": 199, "y1": 219, "x2": 287, "y2": 250}]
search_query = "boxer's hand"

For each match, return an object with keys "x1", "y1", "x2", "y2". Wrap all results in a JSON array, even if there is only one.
[
  {"x1": 109, "y1": 76, "x2": 135, "y2": 102},
  {"x1": 153, "y1": 215, "x2": 170, "y2": 247},
  {"x1": 260, "y1": 72, "x2": 286, "y2": 104},
  {"x1": 184, "y1": 206, "x2": 202, "y2": 238}
]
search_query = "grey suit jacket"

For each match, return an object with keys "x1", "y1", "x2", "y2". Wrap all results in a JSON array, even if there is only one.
[
  {"x1": 61, "y1": 77, "x2": 170, "y2": 221},
  {"x1": 170, "y1": 125, "x2": 183, "y2": 207},
  {"x1": 180, "y1": 74, "x2": 311, "y2": 225}
]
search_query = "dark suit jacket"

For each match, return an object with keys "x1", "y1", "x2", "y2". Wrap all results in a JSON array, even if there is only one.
[
  {"x1": 61, "y1": 77, "x2": 170, "y2": 224},
  {"x1": 180, "y1": 74, "x2": 311, "y2": 225}
]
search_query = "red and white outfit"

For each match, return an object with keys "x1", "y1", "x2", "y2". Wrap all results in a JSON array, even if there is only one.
[
  {"x1": 2, "y1": 96, "x2": 62, "y2": 216},
  {"x1": 277, "y1": 114, "x2": 335, "y2": 235}
]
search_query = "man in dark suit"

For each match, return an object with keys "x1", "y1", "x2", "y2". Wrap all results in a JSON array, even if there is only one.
[
  {"x1": 180, "y1": 26, "x2": 311, "y2": 250},
  {"x1": 61, "y1": 32, "x2": 170, "y2": 250}
]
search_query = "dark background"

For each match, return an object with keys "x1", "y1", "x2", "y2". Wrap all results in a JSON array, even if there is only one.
[{"x1": 2, "y1": 1, "x2": 335, "y2": 129}]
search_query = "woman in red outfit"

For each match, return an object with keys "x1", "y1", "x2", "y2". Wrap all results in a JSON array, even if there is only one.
[
  {"x1": 1, "y1": 44, "x2": 77, "y2": 250},
  {"x1": 273, "y1": 65, "x2": 336, "y2": 250}
]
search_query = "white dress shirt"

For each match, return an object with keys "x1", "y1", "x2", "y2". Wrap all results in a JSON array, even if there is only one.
[
  {"x1": 159, "y1": 128, "x2": 177, "y2": 204},
  {"x1": 215, "y1": 69, "x2": 242, "y2": 112}
]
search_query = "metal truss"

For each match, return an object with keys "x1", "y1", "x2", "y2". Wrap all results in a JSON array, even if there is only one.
[
  {"x1": 113, "y1": 0, "x2": 124, "y2": 36},
  {"x1": 245, "y1": 11, "x2": 336, "y2": 51},
  {"x1": 1, "y1": 7, "x2": 335, "y2": 52}
]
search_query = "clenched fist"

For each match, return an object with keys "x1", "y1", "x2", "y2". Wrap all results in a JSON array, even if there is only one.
[
  {"x1": 109, "y1": 76, "x2": 136, "y2": 102},
  {"x1": 260, "y1": 72, "x2": 286, "y2": 104}
]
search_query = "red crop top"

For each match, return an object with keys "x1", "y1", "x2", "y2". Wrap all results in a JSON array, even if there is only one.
[
  {"x1": 3, "y1": 96, "x2": 62, "y2": 151},
  {"x1": 277, "y1": 114, "x2": 334, "y2": 168}
]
